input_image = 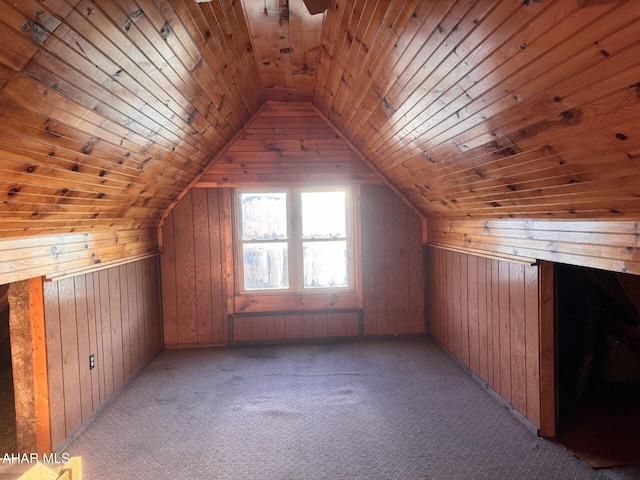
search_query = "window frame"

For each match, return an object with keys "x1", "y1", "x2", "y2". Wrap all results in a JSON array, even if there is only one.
[{"x1": 231, "y1": 185, "x2": 361, "y2": 313}]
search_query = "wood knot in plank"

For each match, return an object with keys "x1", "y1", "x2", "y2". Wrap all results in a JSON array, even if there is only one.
[
  {"x1": 559, "y1": 109, "x2": 581, "y2": 125},
  {"x1": 160, "y1": 22, "x2": 171, "y2": 40}
]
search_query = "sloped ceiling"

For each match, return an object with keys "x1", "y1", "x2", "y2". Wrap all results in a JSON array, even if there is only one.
[{"x1": 1, "y1": 0, "x2": 640, "y2": 245}]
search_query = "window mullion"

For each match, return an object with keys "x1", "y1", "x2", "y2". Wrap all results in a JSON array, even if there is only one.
[{"x1": 289, "y1": 188, "x2": 303, "y2": 290}]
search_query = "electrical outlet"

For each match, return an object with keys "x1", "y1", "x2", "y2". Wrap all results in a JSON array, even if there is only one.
[{"x1": 89, "y1": 354, "x2": 95, "y2": 370}]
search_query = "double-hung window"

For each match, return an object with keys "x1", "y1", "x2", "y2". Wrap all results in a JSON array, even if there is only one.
[{"x1": 235, "y1": 186, "x2": 355, "y2": 296}]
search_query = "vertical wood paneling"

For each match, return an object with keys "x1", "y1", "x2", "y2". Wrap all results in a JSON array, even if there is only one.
[
  {"x1": 302, "y1": 314, "x2": 314, "y2": 338},
  {"x1": 97, "y1": 270, "x2": 114, "y2": 399},
  {"x1": 460, "y1": 255, "x2": 469, "y2": 366},
  {"x1": 285, "y1": 314, "x2": 300, "y2": 339},
  {"x1": 477, "y1": 257, "x2": 488, "y2": 382},
  {"x1": 427, "y1": 247, "x2": 544, "y2": 430},
  {"x1": 491, "y1": 259, "x2": 501, "y2": 395},
  {"x1": 163, "y1": 184, "x2": 423, "y2": 346},
  {"x1": 108, "y1": 268, "x2": 124, "y2": 391},
  {"x1": 452, "y1": 252, "x2": 461, "y2": 358},
  {"x1": 376, "y1": 187, "x2": 391, "y2": 335},
  {"x1": 90, "y1": 273, "x2": 105, "y2": 406},
  {"x1": 43, "y1": 282, "x2": 65, "y2": 449},
  {"x1": 408, "y1": 212, "x2": 425, "y2": 333},
  {"x1": 83, "y1": 273, "x2": 100, "y2": 412},
  {"x1": 524, "y1": 265, "x2": 541, "y2": 427},
  {"x1": 392, "y1": 194, "x2": 408, "y2": 334},
  {"x1": 209, "y1": 189, "x2": 226, "y2": 343},
  {"x1": 234, "y1": 317, "x2": 252, "y2": 341},
  {"x1": 232, "y1": 311, "x2": 361, "y2": 342},
  {"x1": 126, "y1": 262, "x2": 140, "y2": 371},
  {"x1": 448, "y1": 251, "x2": 455, "y2": 352},
  {"x1": 509, "y1": 263, "x2": 527, "y2": 416},
  {"x1": 499, "y1": 261, "x2": 512, "y2": 403},
  {"x1": 161, "y1": 190, "x2": 227, "y2": 347},
  {"x1": 160, "y1": 213, "x2": 178, "y2": 345},
  {"x1": 58, "y1": 278, "x2": 82, "y2": 439},
  {"x1": 72, "y1": 275, "x2": 92, "y2": 423},
  {"x1": 346, "y1": 312, "x2": 359, "y2": 336},
  {"x1": 173, "y1": 191, "x2": 197, "y2": 344},
  {"x1": 193, "y1": 189, "x2": 214, "y2": 344},
  {"x1": 361, "y1": 184, "x2": 378, "y2": 336},
  {"x1": 539, "y1": 260, "x2": 556, "y2": 436},
  {"x1": 118, "y1": 266, "x2": 132, "y2": 381},
  {"x1": 468, "y1": 256, "x2": 479, "y2": 373},
  {"x1": 43, "y1": 257, "x2": 162, "y2": 449},
  {"x1": 361, "y1": 185, "x2": 425, "y2": 336}
]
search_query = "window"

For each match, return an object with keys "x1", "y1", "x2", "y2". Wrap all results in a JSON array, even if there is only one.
[{"x1": 235, "y1": 186, "x2": 355, "y2": 294}]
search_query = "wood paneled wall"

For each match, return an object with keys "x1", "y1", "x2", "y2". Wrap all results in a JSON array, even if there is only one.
[
  {"x1": 43, "y1": 256, "x2": 162, "y2": 449},
  {"x1": 232, "y1": 311, "x2": 361, "y2": 342},
  {"x1": 160, "y1": 185, "x2": 424, "y2": 346},
  {"x1": 0, "y1": 229, "x2": 158, "y2": 285},
  {"x1": 361, "y1": 185, "x2": 425, "y2": 336},
  {"x1": 427, "y1": 218, "x2": 640, "y2": 275},
  {"x1": 426, "y1": 246, "x2": 551, "y2": 431},
  {"x1": 161, "y1": 189, "x2": 228, "y2": 347},
  {"x1": 196, "y1": 102, "x2": 384, "y2": 188}
]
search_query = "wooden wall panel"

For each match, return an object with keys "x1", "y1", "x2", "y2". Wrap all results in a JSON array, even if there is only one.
[
  {"x1": 161, "y1": 190, "x2": 228, "y2": 348},
  {"x1": 426, "y1": 246, "x2": 544, "y2": 430},
  {"x1": 427, "y1": 218, "x2": 640, "y2": 275},
  {"x1": 231, "y1": 312, "x2": 360, "y2": 343},
  {"x1": 162, "y1": 184, "x2": 424, "y2": 346},
  {"x1": 0, "y1": 229, "x2": 159, "y2": 285},
  {"x1": 361, "y1": 185, "x2": 425, "y2": 336},
  {"x1": 42, "y1": 256, "x2": 162, "y2": 449},
  {"x1": 195, "y1": 103, "x2": 384, "y2": 188}
]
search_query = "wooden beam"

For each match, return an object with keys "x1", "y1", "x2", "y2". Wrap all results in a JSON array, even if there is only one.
[
  {"x1": 427, "y1": 242, "x2": 537, "y2": 266},
  {"x1": 8, "y1": 277, "x2": 52, "y2": 454},
  {"x1": 538, "y1": 260, "x2": 555, "y2": 437}
]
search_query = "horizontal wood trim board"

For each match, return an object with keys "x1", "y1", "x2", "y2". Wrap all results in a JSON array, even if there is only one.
[
  {"x1": 426, "y1": 218, "x2": 640, "y2": 275},
  {"x1": 45, "y1": 253, "x2": 160, "y2": 281},
  {"x1": 0, "y1": 229, "x2": 159, "y2": 284},
  {"x1": 426, "y1": 242, "x2": 537, "y2": 266}
]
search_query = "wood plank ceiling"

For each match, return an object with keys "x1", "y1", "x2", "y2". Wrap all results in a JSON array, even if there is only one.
[{"x1": 1, "y1": 0, "x2": 640, "y2": 245}]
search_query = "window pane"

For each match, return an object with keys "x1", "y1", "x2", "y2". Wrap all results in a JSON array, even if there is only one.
[
  {"x1": 241, "y1": 192, "x2": 287, "y2": 240},
  {"x1": 243, "y1": 243, "x2": 289, "y2": 290},
  {"x1": 301, "y1": 191, "x2": 346, "y2": 239},
  {"x1": 303, "y1": 241, "x2": 348, "y2": 288}
]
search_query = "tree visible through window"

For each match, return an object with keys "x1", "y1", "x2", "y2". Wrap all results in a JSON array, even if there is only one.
[{"x1": 236, "y1": 187, "x2": 353, "y2": 293}]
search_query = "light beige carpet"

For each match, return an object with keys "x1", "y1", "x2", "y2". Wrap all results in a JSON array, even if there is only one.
[{"x1": 56, "y1": 338, "x2": 640, "y2": 479}]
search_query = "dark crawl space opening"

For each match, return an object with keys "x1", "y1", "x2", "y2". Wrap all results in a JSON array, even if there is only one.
[
  {"x1": 0, "y1": 283, "x2": 17, "y2": 454},
  {"x1": 555, "y1": 264, "x2": 640, "y2": 468}
]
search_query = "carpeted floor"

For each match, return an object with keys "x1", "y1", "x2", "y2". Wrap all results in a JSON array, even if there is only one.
[{"x1": 49, "y1": 338, "x2": 640, "y2": 479}]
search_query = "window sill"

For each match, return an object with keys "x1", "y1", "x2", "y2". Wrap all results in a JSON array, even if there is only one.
[{"x1": 234, "y1": 291, "x2": 360, "y2": 314}]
